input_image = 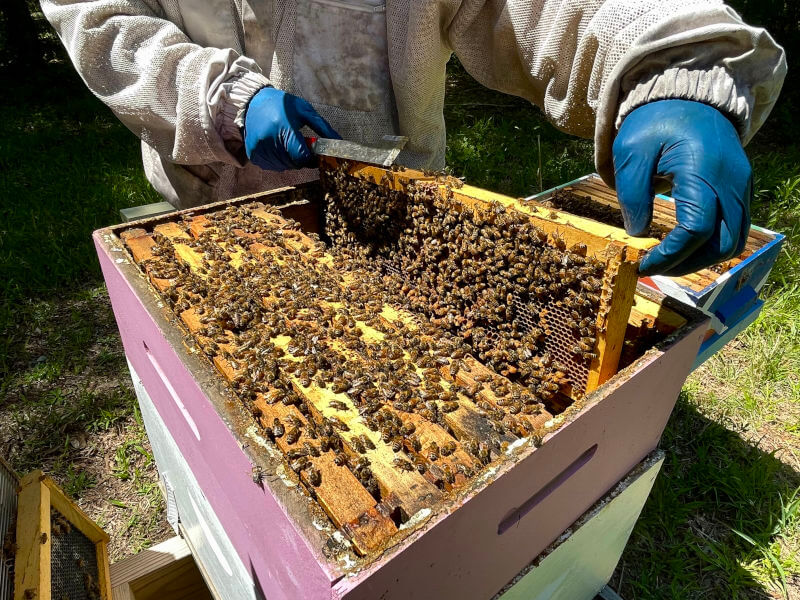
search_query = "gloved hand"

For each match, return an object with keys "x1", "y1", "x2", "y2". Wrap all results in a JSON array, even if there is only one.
[
  {"x1": 613, "y1": 99, "x2": 751, "y2": 276},
  {"x1": 243, "y1": 87, "x2": 340, "y2": 171}
]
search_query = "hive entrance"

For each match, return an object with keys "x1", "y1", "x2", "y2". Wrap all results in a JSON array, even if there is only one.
[{"x1": 120, "y1": 162, "x2": 639, "y2": 559}]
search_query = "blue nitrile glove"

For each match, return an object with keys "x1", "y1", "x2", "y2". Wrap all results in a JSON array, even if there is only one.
[
  {"x1": 613, "y1": 99, "x2": 751, "y2": 276},
  {"x1": 243, "y1": 87, "x2": 340, "y2": 171}
]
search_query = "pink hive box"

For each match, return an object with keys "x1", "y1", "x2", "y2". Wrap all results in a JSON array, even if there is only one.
[{"x1": 94, "y1": 185, "x2": 707, "y2": 600}]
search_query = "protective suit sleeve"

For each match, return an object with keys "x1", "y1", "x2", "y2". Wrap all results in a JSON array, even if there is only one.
[
  {"x1": 441, "y1": 0, "x2": 786, "y2": 185},
  {"x1": 39, "y1": 0, "x2": 270, "y2": 166}
]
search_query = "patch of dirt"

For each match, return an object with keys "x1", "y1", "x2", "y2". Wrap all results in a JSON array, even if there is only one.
[{"x1": 78, "y1": 422, "x2": 172, "y2": 561}]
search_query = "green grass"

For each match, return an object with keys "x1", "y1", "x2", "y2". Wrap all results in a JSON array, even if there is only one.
[
  {"x1": 0, "y1": 60, "x2": 161, "y2": 379},
  {"x1": 0, "y1": 49, "x2": 166, "y2": 557}
]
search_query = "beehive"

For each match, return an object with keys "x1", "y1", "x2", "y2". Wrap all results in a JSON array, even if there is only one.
[
  {"x1": 117, "y1": 159, "x2": 654, "y2": 553},
  {"x1": 95, "y1": 167, "x2": 708, "y2": 600}
]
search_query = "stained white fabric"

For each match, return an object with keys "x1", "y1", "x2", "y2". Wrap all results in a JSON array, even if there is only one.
[{"x1": 40, "y1": 0, "x2": 786, "y2": 207}]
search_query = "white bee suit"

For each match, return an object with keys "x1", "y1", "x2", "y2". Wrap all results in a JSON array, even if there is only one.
[{"x1": 41, "y1": 0, "x2": 786, "y2": 208}]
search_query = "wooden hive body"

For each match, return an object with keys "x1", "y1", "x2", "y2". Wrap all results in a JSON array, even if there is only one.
[{"x1": 94, "y1": 178, "x2": 708, "y2": 600}]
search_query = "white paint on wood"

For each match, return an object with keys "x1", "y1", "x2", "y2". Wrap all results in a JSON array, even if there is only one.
[
  {"x1": 127, "y1": 361, "x2": 259, "y2": 600},
  {"x1": 497, "y1": 453, "x2": 664, "y2": 600}
]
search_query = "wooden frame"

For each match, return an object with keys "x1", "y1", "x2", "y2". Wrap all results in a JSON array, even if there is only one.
[
  {"x1": 14, "y1": 470, "x2": 111, "y2": 600},
  {"x1": 320, "y1": 157, "x2": 642, "y2": 394}
]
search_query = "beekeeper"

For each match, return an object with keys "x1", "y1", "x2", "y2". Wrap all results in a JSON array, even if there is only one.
[{"x1": 41, "y1": 0, "x2": 785, "y2": 276}]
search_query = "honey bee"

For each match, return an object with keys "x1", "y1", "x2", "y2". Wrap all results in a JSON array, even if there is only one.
[
  {"x1": 399, "y1": 422, "x2": 416, "y2": 436},
  {"x1": 285, "y1": 415, "x2": 304, "y2": 428},
  {"x1": 359, "y1": 434, "x2": 375, "y2": 450},
  {"x1": 251, "y1": 465, "x2": 265, "y2": 484},
  {"x1": 328, "y1": 416, "x2": 349, "y2": 431},
  {"x1": 426, "y1": 442, "x2": 440, "y2": 461},
  {"x1": 353, "y1": 456, "x2": 370, "y2": 472},
  {"x1": 351, "y1": 436, "x2": 367, "y2": 454},
  {"x1": 285, "y1": 426, "x2": 301, "y2": 444},
  {"x1": 290, "y1": 456, "x2": 309, "y2": 472},
  {"x1": 466, "y1": 439, "x2": 479, "y2": 456},
  {"x1": 308, "y1": 467, "x2": 322, "y2": 487},
  {"x1": 442, "y1": 465, "x2": 456, "y2": 485},
  {"x1": 271, "y1": 418, "x2": 285, "y2": 438},
  {"x1": 303, "y1": 442, "x2": 320, "y2": 457},
  {"x1": 551, "y1": 233, "x2": 567, "y2": 251},
  {"x1": 440, "y1": 441, "x2": 457, "y2": 457},
  {"x1": 392, "y1": 457, "x2": 414, "y2": 472},
  {"x1": 478, "y1": 442, "x2": 491, "y2": 465},
  {"x1": 412, "y1": 455, "x2": 427, "y2": 474},
  {"x1": 570, "y1": 242, "x2": 587, "y2": 256},
  {"x1": 456, "y1": 463, "x2": 474, "y2": 478},
  {"x1": 328, "y1": 400, "x2": 348, "y2": 411},
  {"x1": 333, "y1": 452, "x2": 349, "y2": 467}
]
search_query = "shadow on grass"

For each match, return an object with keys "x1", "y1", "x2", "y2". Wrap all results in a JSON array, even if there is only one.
[
  {"x1": 614, "y1": 394, "x2": 800, "y2": 599},
  {"x1": 0, "y1": 59, "x2": 160, "y2": 378}
]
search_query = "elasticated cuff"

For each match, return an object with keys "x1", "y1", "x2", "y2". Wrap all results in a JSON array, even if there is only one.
[
  {"x1": 615, "y1": 65, "x2": 754, "y2": 141},
  {"x1": 217, "y1": 70, "x2": 272, "y2": 149}
]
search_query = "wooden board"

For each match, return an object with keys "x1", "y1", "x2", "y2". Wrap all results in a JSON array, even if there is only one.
[
  {"x1": 110, "y1": 536, "x2": 213, "y2": 600},
  {"x1": 586, "y1": 247, "x2": 639, "y2": 392},
  {"x1": 14, "y1": 471, "x2": 50, "y2": 600}
]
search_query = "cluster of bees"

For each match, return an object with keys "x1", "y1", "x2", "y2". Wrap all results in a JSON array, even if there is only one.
[
  {"x1": 322, "y1": 164, "x2": 608, "y2": 390},
  {"x1": 136, "y1": 171, "x2": 616, "y2": 528}
]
